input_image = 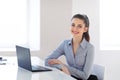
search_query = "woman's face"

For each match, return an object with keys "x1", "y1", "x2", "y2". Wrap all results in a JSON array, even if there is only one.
[{"x1": 70, "y1": 18, "x2": 88, "y2": 38}]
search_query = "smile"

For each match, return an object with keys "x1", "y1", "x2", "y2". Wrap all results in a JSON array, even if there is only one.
[{"x1": 72, "y1": 31, "x2": 79, "y2": 34}]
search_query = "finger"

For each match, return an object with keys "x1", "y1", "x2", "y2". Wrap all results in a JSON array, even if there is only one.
[{"x1": 48, "y1": 60, "x2": 56, "y2": 64}]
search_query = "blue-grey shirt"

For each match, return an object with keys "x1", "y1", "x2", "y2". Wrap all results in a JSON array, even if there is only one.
[{"x1": 45, "y1": 38, "x2": 94, "y2": 80}]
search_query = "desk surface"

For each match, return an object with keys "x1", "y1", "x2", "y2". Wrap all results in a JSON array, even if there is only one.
[{"x1": 0, "y1": 57, "x2": 76, "y2": 80}]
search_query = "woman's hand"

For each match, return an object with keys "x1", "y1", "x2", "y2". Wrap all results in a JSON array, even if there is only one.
[
  {"x1": 48, "y1": 59, "x2": 63, "y2": 65},
  {"x1": 61, "y1": 65, "x2": 70, "y2": 75},
  {"x1": 48, "y1": 59, "x2": 70, "y2": 75}
]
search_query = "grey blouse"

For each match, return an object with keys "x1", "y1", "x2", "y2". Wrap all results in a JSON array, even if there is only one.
[{"x1": 45, "y1": 38, "x2": 94, "y2": 80}]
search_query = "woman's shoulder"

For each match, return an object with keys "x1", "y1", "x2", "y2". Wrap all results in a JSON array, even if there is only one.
[
  {"x1": 87, "y1": 42, "x2": 94, "y2": 47},
  {"x1": 63, "y1": 39, "x2": 71, "y2": 42},
  {"x1": 82, "y1": 38, "x2": 94, "y2": 49},
  {"x1": 63, "y1": 39, "x2": 72, "y2": 43},
  {"x1": 85, "y1": 40, "x2": 94, "y2": 49},
  {"x1": 86, "y1": 42, "x2": 94, "y2": 51},
  {"x1": 60, "y1": 39, "x2": 72, "y2": 45}
]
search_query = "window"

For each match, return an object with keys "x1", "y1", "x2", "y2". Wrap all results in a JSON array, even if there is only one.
[
  {"x1": 0, "y1": 0, "x2": 40, "y2": 51},
  {"x1": 100, "y1": 0, "x2": 120, "y2": 50}
]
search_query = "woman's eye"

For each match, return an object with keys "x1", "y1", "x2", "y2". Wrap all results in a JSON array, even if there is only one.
[
  {"x1": 77, "y1": 25, "x2": 82, "y2": 28},
  {"x1": 71, "y1": 24, "x2": 75, "y2": 27}
]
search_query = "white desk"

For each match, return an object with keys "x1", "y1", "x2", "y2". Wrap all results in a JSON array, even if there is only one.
[{"x1": 0, "y1": 57, "x2": 76, "y2": 80}]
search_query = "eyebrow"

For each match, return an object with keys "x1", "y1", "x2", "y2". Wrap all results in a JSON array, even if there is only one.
[{"x1": 72, "y1": 23, "x2": 83, "y2": 26}]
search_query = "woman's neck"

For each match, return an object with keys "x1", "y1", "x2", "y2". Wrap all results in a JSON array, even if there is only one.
[{"x1": 72, "y1": 37, "x2": 82, "y2": 45}]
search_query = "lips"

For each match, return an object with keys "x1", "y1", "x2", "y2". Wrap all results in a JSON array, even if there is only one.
[{"x1": 72, "y1": 31, "x2": 79, "y2": 34}]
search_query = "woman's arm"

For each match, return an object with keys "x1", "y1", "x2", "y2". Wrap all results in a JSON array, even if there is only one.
[
  {"x1": 67, "y1": 45, "x2": 94, "y2": 80},
  {"x1": 45, "y1": 41, "x2": 65, "y2": 69},
  {"x1": 47, "y1": 59, "x2": 70, "y2": 75}
]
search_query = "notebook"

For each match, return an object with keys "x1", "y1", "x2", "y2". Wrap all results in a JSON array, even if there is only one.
[{"x1": 16, "y1": 45, "x2": 52, "y2": 72}]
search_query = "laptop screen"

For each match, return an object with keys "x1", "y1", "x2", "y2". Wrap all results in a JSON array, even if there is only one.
[{"x1": 16, "y1": 45, "x2": 32, "y2": 71}]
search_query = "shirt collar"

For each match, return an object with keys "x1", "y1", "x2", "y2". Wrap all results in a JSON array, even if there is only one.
[
  {"x1": 68, "y1": 38, "x2": 87, "y2": 49},
  {"x1": 68, "y1": 38, "x2": 72, "y2": 45},
  {"x1": 80, "y1": 38, "x2": 87, "y2": 49}
]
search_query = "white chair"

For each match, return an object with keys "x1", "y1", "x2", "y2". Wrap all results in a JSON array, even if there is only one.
[{"x1": 91, "y1": 64, "x2": 105, "y2": 80}]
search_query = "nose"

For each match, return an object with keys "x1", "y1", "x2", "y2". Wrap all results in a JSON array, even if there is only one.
[{"x1": 73, "y1": 26, "x2": 78, "y2": 30}]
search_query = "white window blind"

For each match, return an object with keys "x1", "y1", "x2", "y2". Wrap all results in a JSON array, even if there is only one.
[
  {"x1": 0, "y1": 0, "x2": 40, "y2": 51},
  {"x1": 100, "y1": 0, "x2": 120, "y2": 50}
]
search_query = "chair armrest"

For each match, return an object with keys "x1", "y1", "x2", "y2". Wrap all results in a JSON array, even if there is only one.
[{"x1": 91, "y1": 64, "x2": 105, "y2": 80}]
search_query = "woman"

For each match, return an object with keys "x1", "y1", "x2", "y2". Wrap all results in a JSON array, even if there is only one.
[{"x1": 45, "y1": 14, "x2": 98, "y2": 80}]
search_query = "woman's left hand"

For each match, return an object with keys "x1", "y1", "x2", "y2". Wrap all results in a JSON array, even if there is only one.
[
  {"x1": 48, "y1": 59, "x2": 70, "y2": 75},
  {"x1": 48, "y1": 59, "x2": 63, "y2": 65}
]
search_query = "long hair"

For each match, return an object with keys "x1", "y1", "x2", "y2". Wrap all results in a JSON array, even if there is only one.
[{"x1": 71, "y1": 14, "x2": 90, "y2": 42}]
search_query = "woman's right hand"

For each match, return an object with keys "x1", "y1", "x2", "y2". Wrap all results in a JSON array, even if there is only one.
[{"x1": 61, "y1": 65, "x2": 70, "y2": 75}]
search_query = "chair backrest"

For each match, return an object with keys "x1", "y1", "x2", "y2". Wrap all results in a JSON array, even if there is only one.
[{"x1": 91, "y1": 64, "x2": 105, "y2": 80}]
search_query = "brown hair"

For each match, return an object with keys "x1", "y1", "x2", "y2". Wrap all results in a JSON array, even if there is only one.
[{"x1": 71, "y1": 14, "x2": 90, "y2": 42}]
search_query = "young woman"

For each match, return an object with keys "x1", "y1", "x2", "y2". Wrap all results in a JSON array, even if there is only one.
[{"x1": 45, "y1": 14, "x2": 98, "y2": 80}]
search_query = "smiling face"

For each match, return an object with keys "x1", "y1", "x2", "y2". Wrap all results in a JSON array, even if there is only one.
[{"x1": 70, "y1": 18, "x2": 88, "y2": 38}]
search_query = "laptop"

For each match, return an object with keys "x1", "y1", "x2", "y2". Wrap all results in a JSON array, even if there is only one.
[{"x1": 16, "y1": 45, "x2": 52, "y2": 72}]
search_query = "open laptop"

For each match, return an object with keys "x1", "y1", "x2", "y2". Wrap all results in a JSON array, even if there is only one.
[{"x1": 16, "y1": 45, "x2": 52, "y2": 72}]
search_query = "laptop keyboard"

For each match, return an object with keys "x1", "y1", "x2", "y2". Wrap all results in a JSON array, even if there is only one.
[{"x1": 32, "y1": 65, "x2": 49, "y2": 70}]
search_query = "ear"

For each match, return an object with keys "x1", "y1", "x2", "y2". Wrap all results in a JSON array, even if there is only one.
[{"x1": 84, "y1": 27, "x2": 88, "y2": 32}]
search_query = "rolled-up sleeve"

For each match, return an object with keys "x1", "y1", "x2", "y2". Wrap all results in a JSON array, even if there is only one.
[
  {"x1": 45, "y1": 41, "x2": 65, "y2": 69},
  {"x1": 67, "y1": 45, "x2": 94, "y2": 80}
]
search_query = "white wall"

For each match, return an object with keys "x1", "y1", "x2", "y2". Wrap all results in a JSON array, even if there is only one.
[
  {"x1": 40, "y1": 0, "x2": 72, "y2": 59},
  {"x1": 72, "y1": 0, "x2": 120, "y2": 80}
]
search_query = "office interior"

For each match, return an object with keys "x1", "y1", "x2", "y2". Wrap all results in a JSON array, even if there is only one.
[{"x1": 0, "y1": 0, "x2": 120, "y2": 80}]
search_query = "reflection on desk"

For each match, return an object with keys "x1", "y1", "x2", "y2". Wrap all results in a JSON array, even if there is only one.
[{"x1": 0, "y1": 57, "x2": 76, "y2": 80}]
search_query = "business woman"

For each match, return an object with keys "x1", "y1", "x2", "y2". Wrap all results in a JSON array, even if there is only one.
[{"x1": 45, "y1": 14, "x2": 98, "y2": 80}]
